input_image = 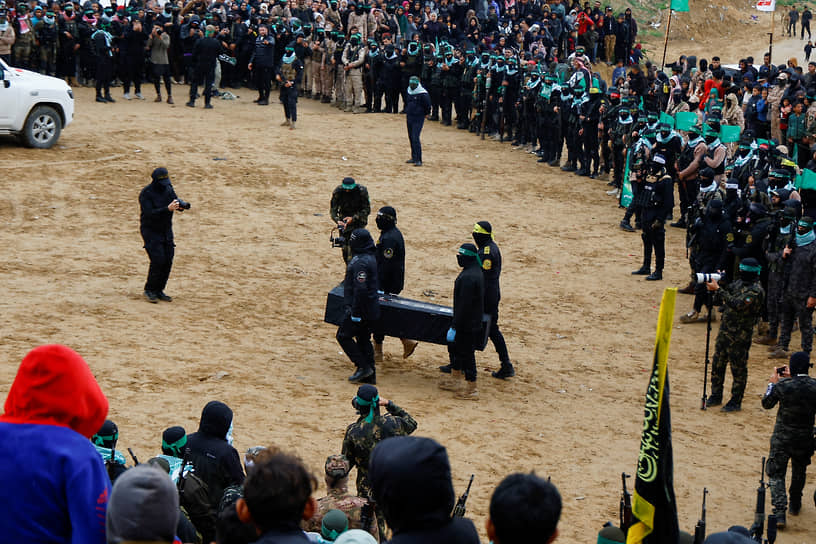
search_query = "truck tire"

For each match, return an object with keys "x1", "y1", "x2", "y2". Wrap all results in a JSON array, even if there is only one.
[{"x1": 22, "y1": 106, "x2": 62, "y2": 149}]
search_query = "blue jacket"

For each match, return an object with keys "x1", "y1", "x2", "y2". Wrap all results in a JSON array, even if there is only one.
[{"x1": 405, "y1": 87, "x2": 431, "y2": 119}]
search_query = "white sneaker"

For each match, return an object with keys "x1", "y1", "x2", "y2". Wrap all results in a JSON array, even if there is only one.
[
  {"x1": 606, "y1": 188, "x2": 620, "y2": 196},
  {"x1": 135, "y1": 92, "x2": 145, "y2": 100},
  {"x1": 123, "y1": 92, "x2": 132, "y2": 100}
]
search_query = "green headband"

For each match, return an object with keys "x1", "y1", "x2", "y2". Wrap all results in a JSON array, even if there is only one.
[
  {"x1": 162, "y1": 434, "x2": 188, "y2": 455},
  {"x1": 93, "y1": 432, "x2": 118, "y2": 446},
  {"x1": 355, "y1": 395, "x2": 379, "y2": 423},
  {"x1": 799, "y1": 220, "x2": 813, "y2": 229},
  {"x1": 321, "y1": 518, "x2": 349, "y2": 541},
  {"x1": 458, "y1": 247, "x2": 482, "y2": 266},
  {"x1": 739, "y1": 262, "x2": 762, "y2": 274}
]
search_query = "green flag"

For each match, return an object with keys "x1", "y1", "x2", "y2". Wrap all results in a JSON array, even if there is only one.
[
  {"x1": 670, "y1": 0, "x2": 689, "y2": 12},
  {"x1": 674, "y1": 112, "x2": 697, "y2": 131},
  {"x1": 719, "y1": 125, "x2": 741, "y2": 143},
  {"x1": 659, "y1": 112, "x2": 675, "y2": 128},
  {"x1": 621, "y1": 152, "x2": 633, "y2": 208},
  {"x1": 796, "y1": 169, "x2": 816, "y2": 191}
]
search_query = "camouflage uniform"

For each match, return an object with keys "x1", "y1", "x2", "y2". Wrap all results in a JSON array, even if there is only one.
[
  {"x1": 303, "y1": 487, "x2": 379, "y2": 539},
  {"x1": 761, "y1": 374, "x2": 816, "y2": 514},
  {"x1": 709, "y1": 279, "x2": 765, "y2": 403},
  {"x1": 777, "y1": 239, "x2": 816, "y2": 353},
  {"x1": 330, "y1": 183, "x2": 370, "y2": 263},
  {"x1": 342, "y1": 401, "x2": 416, "y2": 540}
]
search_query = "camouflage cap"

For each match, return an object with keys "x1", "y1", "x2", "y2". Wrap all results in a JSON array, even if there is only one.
[{"x1": 325, "y1": 454, "x2": 351, "y2": 478}]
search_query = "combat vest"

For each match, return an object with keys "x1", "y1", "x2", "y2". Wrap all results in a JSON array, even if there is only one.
[{"x1": 281, "y1": 61, "x2": 297, "y2": 83}]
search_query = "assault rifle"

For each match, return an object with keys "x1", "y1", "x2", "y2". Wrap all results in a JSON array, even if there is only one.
[
  {"x1": 480, "y1": 71, "x2": 491, "y2": 139},
  {"x1": 453, "y1": 474, "x2": 474, "y2": 517},
  {"x1": 750, "y1": 457, "x2": 767, "y2": 542},
  {"x1": 701, "y1": 289, "x2": 713, "y2": 410},
  {"x1": 693, "y1": 488, "x2": 707, "y2": 544},
  {"x1": 620, "y1": 472, "x2": 633, "y2": 533},
  {"x1": 127, "y1": 447, "x2": 140, "y2": 466}
]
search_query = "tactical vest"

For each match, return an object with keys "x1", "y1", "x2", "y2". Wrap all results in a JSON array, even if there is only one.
[{"x1": 281, "y1": 61, "x2": 297, "y2": 83}]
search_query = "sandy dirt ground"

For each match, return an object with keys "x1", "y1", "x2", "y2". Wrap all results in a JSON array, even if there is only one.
[{"x1": 0, "y1": 76, "x2": 813, "y2": 544}]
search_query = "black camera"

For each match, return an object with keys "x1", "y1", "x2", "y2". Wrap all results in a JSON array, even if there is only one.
[
  {"x1": 330, "y1": 225, "x2": 346, "y2": 248},
  {"x1": 776, "y1": 366, "x2": 788, "y2": 377},
  {"x1": 177, "y1": 199, "x2": 191, "y2": 210},
  {"x1": 156, "y1": 28, "x2": 163, "y2": 34}
]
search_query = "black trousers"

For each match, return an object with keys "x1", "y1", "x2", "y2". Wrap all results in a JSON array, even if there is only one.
[
  {"x1": 152, "y1": 63, "x2": 172, "y2": 96},
  {"x1": 447, "y1": 329, "x2": 477, "y2": 381},
  {"x1": 122, "y1": 57, "x2": 142, "y2": 94},
  {"x1": 641, "y1": 221, "x2": 666, "y2": 271},
  {"x1": 407, "y1": 116, "x2": 424, "y2": 162},
  {"x1": 255, "y1": 65, "x2": 273, "y2": 99},
  {"x1": 487, "y1": 309, "x2": 510, "y2": 364},
  {"x1": 144, "y1": 239, "x2": 174, "y2": 294},
  {"x1": 96, "y1": 56, "x2": 113, "y2": 95},
  {"x1": 280, "y1": 85, "x2": 298, "y2": 121},
  {"x1": 189, "y1": 66, "x2": 215, "y2": 104},
  {"x1": 336, "y1": 315, "x2": 375, "y2": 370}
]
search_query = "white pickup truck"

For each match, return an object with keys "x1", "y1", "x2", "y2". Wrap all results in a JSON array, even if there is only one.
[{"x1": 0, "y1": 58, "x2": 74, "y2": 148}]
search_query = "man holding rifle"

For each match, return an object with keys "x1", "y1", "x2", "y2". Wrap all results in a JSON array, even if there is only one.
[{"x1": 761, "y1": 351, "x2": 816, "y2": 529}]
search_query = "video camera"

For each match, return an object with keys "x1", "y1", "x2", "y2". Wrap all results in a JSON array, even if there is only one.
[
  {"x1": 177, "y1": 199, "x2": 191, "y2": 210},
  {"x1": 694, "y1": 272, "x2": 722, "y2": 284},
  {"x1": 330, "y1": 225, "x2": 346, "y2": 248}
]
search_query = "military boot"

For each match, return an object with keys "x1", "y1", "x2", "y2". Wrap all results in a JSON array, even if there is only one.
[
  {"x1": 754, "y1": 334, "x2": 778, "y2": 345},
  {"x1": 492, "y1": 361, "x2": 515, "y2": 379},
  {"x1": 775, "y1": 512, "x2": 786, "y2": 529},
  {"x1": 721, "y1": 398, "x2": 741, "y2": 412},
  {"x1": 455, "y1": 379, "x2": 479, "y2": 400},
  {"x1": 348, "y1": 365, "x2": 374, "y2": 382},
  {"x1": 401, "y1": 338, "x2": 418, "y2": 359},
  {"x1": 678, "y1": 281, "x2": 695, "y2": 295},
  {"x1": 705, "y1": 393, "x2": 723, "y2": 407},
  {"x1": 439, "y1": 363, "x2": 452, "y2": 373},
  {"x1": 439, "y1": 369, "x2": 462, "y2": 391},
  {"x1": 769, "y1": 347, "x2": 790, "y2": 359},
  {"x1": 680, "y1": 310, "x2": 700, "y2": 323},
  {"x1": 374, "y1": 343, "x2": 384, "y2": 363}
]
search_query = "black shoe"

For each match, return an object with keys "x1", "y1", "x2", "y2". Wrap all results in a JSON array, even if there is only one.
[
  {"x1": 789, "y1": 498, "x2": 801, "y2": 515},
  {"x1": 96, "y1": 95, "x2": 107, "y2": 103},
  {"x1": 348, "y1": 366, "x2": 374, "y2": 382},
  {"x1": 144, "y1": 290, "x2": 159, "y2": 303},
  {"x1": 492, "y1": 363, "x2": 515, "y2": 379},
  {"x1": 646, "y1": 270, "x2": 663, "y2": 281},
  {"x1": 204, "y1": 103, "x2": 213, "y2": 109},
  {"x1": 670, "y1": 218, "x2": 687, "y2": 228},
  {"x1": 721, "y1": 399, "x2": 741, "y2": 412},
  {"x1": 561, "y1": 164, "x2": 577, "y2": 172},
  {"x1": 157, "y1": 292, "x2": 173, "y2": 302},
  {"x1": 547, "y1": 159, "x2": 560, "y2": 167},
  {"x1": 185, "y1": 101, "x2": 195, "y2": 108},
  {"x1": 104, "y1": 95, "x2": 116, "y2": 103},
  {"x1": 705, "y1": 394, "x2": 723, "y2": 407},
  {"x1": 359, "y1": 370, "x2": 376, "y2": 384},
  {"x1": 632, "y1": 266, "x2": 650, "y2": 275},
  {"x1": 620, "y1": 221, "x2": 635, "y2": 232},
  {"x1": 257, "y1": 99, "x2": 269, "y2": 105},
  {"x1": 439, "y1": 364, "x2": 452, "y2": 373},
  {"x1": 413, "y1": 161, "x2": 422, "y2": 166},
  {"x1": 405, "y1": 159, "x2": 415, "y2": 163},
  {"x1": 776, "y1": 512, "x2": 786, "y2": 529}
]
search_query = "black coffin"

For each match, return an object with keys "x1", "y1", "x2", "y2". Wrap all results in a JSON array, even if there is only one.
[{"x1": 324, "y1": 285, "x2": 491, "y2": 350}]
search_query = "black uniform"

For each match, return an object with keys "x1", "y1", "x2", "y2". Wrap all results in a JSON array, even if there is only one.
[
  {"x1": 473, "y1": 224, "x2": 513, "y2": 377},
  {"x1": 447, "y1": 247, "x2": 484, "y2": 382},
  {"x1": 337, "y1": 229, "x2": 381, "y2": 382},
  {"x1": 139, "y1": 169, "x2": 182, "y2": 298},
  {"x1": 373, "y1": 213, "x2": 405, "y2": 346},
  {"x1": 186, "y1": 401, "x2": 245, "y2": 544},
  {"x1": 635, "y1": 173, "x2": 674, "y2": 279},
  {"x1": 188, "y1": 35, "x2": 221, "y2": 107}
]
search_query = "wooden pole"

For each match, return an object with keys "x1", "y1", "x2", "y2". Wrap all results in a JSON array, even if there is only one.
[{"x1": 661, "y1": 9, "x2": 673, "y2": 72}]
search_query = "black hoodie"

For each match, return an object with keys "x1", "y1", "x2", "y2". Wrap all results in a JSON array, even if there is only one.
[
  {"x1": 343, "y1": 229, "x2": 380, "y2": 321},
  {"x1": 369, "y1": 436, "x2": 479, "y2": 544},
  {"x1": 186, "y1": 401, "x2": 245, "y2": 518}
]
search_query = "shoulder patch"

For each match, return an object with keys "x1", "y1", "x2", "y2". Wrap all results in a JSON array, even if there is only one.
[
  {"x1": 483, "y1": 259, "x2": 492, "y2": 271},
  {"x1": 726, "y1": 232, "x2": 735, "y2": 242},
  {"x1": 483, "y1": 246, "x2": 490, "y2": 255},
  {"x1": 356, "y1": 270, "x2": 367, "y2": 283},
  {"x1": 383, "y1": 248, "x2": 394, "y2": 259},
  {"x1": 746, "y1": 234, "x2": 753, "y2": 244}
]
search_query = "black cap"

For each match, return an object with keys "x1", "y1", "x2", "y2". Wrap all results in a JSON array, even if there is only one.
[
  {"x1": 152, "y1": 167, "x2": 169, "y2": 181},
  {"x1": 377, "y1": 206, "x2": 396, "y2": 221}
]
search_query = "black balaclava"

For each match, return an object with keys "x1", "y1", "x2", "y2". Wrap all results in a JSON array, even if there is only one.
[
  {"x1": 738, "y1": 257, "x2": 761, "y2": 283},
  {"x1": 457, "y1": 242, "x2": 479, "y2": 268},
  {"x1": 471, "y1": 220, "x2": 493, "y2": 247},
  {"x1": 151, "y1": 167, "x2": 172, "y2": 189},
  {"x1": 706, "y1": 198, "x2": 724, "y2": 221},
  {"x1": 376, "y1": 206, "x2": 396, "y2": 231},
  {"x1": 161, "y1": 426, "x2": 187, "y2": 458},
  {"x1": 198, "y1": 401, "x2": 234, "y2": 442},
  {"x1": 93, "y1": 419, "x2": 119, "y2": 449}
]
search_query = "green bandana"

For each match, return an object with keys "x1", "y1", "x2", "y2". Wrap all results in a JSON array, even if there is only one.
[
  {"x1": 739, "y1": 262, "x2": 762, "y2": 274},
  {"x1": 355, "y1": 394, "x2": 379, "y2": 423},
  {"x1": 93, "y1": 432, "x2": 118, "y2": 447},
  {"x1": 458, "y1": 247, "x2": 482, "y2": 267},
  {"x1": 162, "y1": 434, "x2": 188, "y2": 457}
]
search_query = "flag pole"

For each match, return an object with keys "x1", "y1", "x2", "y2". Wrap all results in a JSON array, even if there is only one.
[
  {"x1": 768, "y1": 8, "x2": 775, "y2": 65},
  {"x1": 661, "y1": 9, "x2": 674, "y2": 72}
]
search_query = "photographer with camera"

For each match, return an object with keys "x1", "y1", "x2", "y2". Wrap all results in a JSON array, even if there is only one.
[
  {"x1": 704, "y1": 257, "x2": 765, "y2": 412},
  {"x1": 139, "y1": 167, "x2": 190, "y2": 304},
  {"x1": 330, "y1": 177, "x2": 371, "y2": 264},
  {"x1": 148, "y1": 21, "x2": 173, "y2": 104},
  {"x1": 761, "y1": 351, "x2": 816, "y2": 529},
  {"x1": 680, "y1": 199, "x2": 731, "y2": 324}
]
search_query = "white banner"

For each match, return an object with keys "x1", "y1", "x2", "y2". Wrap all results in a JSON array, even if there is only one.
[{"x1": 757, "y1": 0, "x2": 776, "y2": 12}]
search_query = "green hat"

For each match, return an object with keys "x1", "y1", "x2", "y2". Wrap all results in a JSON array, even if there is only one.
[
  {"x1": 341, "y1": 176, "x2": 357, "y2": 189},
  {"x1": 321, "y1": 509, "x2": 349, "y2": 541},
  {"x1": 799, "y1": 217, "x2": 814, "y2": 229},
  {"x1": 409, "y1": 75, "x2": 420, "y2": 84}
]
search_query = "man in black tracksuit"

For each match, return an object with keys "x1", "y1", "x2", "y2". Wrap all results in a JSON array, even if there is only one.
[
  {"x1": 441, "y1": 243, "x2": 484, "y2": 400},
  {"x1": 139, "y1": 167, "x2": 186, "y2": 303},
  {"x1": 186, "y1": 400, "x2": 245, "y2": 544},
  {"x1": 248, "y1": 25, "x2": 276, "y2": 105},
  {"x1": 337, "y1": 229, "x2": 381, "y2": 384},
  {"x1": 372, "y1": 207, "x2": 418, "y2": 362},
  {"x1": 186, "y1": 25, "x2": 221, "y2": 108}
]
